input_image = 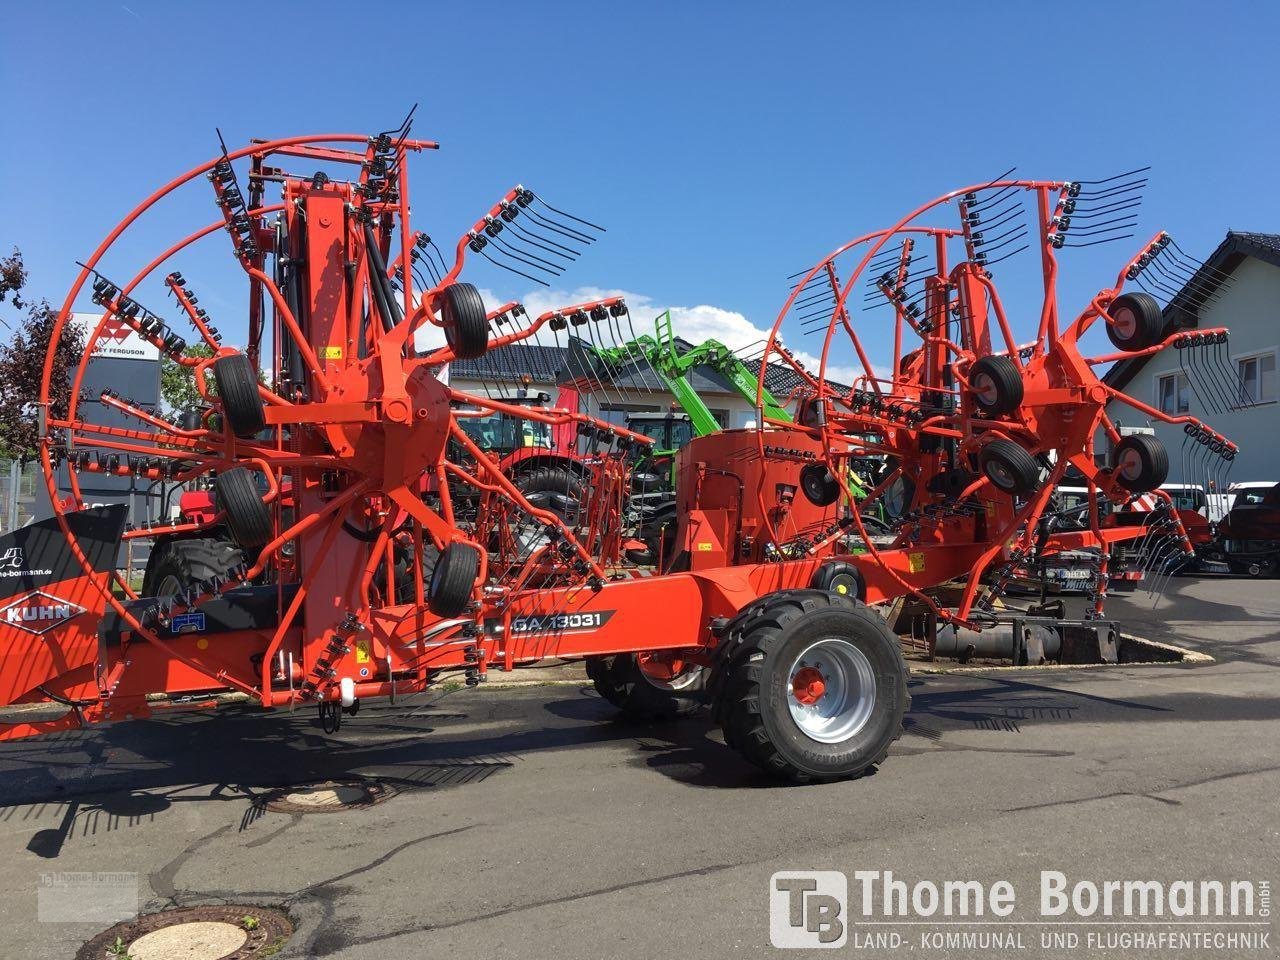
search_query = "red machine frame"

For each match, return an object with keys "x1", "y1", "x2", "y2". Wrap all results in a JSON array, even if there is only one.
[{"x1": 0, "y1": 136, "x2": 1233, "y2": 783}]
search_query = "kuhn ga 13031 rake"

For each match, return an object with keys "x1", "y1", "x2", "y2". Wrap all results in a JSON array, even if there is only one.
[{"x1": 0, "y1": 128, "x2": 1233, "y2": 783}]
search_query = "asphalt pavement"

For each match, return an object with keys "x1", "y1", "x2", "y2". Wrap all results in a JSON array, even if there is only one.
[{"x1": 1, "y1": 574, "x2": 1277, "y2": 959}]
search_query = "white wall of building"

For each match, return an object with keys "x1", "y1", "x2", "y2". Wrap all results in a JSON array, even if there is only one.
[{"x1": 1104, "y1": 256, "x2": 1280, "y2": 484}]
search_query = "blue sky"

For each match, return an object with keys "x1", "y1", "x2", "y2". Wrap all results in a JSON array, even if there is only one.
[{"x1": 3, "y1": 1, "x2": 1277, "y2": 379}]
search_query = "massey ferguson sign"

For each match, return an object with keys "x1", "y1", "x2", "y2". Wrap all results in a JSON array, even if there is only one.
[
  {"x1": 71, "y1": 311, "x2": 160, "y2": 362},
  {"x1": 0, "y1": 591, "x2": 86, "y2": 635}
]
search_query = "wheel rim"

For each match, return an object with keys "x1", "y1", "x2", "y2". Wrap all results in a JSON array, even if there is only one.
[
  {"x1": 513, "y1": 519, "x2": 549, "y2": 555},
  {"x1": 155, "y1": 573, "x2": 183, "y2": 597},
  {"x1": 1112, "y1": 305, "x2": 1136, "y2": 338},
  {"x1": 829, "y1": 573, "x2": 858, "y2": 597},
  {"x1": 986, "y1": 461, "x2": 1015, "y2": 490},
  {"x1": 1117, "y1": 449, "x2": 1142, "y2": 481},
  {"x1": 786, "y1": 638, "x2": 876, "y2": 743},
  {"x1": 973, "y1": 373, "x2": 997, "y2": 406},
  {"x1": 635, "y1": 652, "x2": 702, "y2": 691}
]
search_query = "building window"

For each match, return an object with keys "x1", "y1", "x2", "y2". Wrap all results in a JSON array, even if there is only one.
[
  {"x1": 1237, "y1": 351, "x2": 1277, "y2": 406},
  {"x1": 1156, "y1": 372, "x2": 1189, "y2": 415},
  {"x1": 597, "y1": 402, "x2": 659, "y2": 429}
]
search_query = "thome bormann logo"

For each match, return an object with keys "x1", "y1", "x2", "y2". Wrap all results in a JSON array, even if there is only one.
[
  {"x1": 770, "y1": 870, "x2": 1272, "y2": 951},
  {"x1": 0, "y1": 547, "x2": 52, "y2": 579},
  {"x1": 0, "y1": 591, "x2": 86, "y2": 635}
]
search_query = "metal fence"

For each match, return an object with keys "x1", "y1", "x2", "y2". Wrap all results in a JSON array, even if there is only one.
[{"x1": 0, "y1": 459, "x2": 42, "y2": 535}]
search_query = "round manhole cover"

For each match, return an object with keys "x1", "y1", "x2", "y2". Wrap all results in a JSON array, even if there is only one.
[
  {"x1": 260, "y1": 778, "x2": 392, "y2": 814},
  {"x1": 77, "y1": 905, "x2": 291, "y2": 960}
]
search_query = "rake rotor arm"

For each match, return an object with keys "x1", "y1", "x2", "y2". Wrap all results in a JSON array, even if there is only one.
[
  {"x1": 446, "y1": 388, "x2": 653, "y2": 448},
  {"x1": 1084, "y1": 327, "x2": 1230, "y2": 367}
]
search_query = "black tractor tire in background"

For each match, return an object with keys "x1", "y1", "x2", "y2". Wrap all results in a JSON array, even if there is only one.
[
  {"x1": 710, "y1": 590, "x2": 908, "y2": 783},
  {"x1": 429, "y1": 542, "x2": 481, "y2": 617},
  {"x1": 1104, "y1": 292, "x2": 1164, "y2": 352},
  {"x1": 586, "y1": 654, "x2": 705, "y2": 721},
  {"x1": 141, "y1": 537, "x2": 246, "y2": 598},
  {"x1": 215, "y1": 467, "x2": 273, "y2": 551},
  {"x1": 1110, "y1": 434, "x2": 1170, "y2": 492},
  {"x1": 212, "y1": 353, "x2": 266, "y2": 438},
  {"x1": 516, "y1": 467, "x2": 584, "y2": 518},
  {"x1": 969, "y1": 354, "x2": 1024, "y2": 416},
  {"x1": 513, "y1": 466, "x2": 585, "y2": 558},
  {"x1": 441, "y1": 282, "x2": 489, "y2": 359},
  {"x1": 979, "y1": 439, "x2": 1042, "y2": 496}
]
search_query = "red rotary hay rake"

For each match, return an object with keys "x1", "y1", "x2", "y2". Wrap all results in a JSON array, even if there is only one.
[
  {"x1": 0, "y1": 130, "x2": 1234, "y2": 782},
  {"x1": 755, "y1": 172, "x2": 1239, "y2": 629}
]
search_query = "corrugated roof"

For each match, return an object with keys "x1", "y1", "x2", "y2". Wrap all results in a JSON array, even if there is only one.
[{"x1": 450, "y1": 343, "x2": 569, "y2": 384}]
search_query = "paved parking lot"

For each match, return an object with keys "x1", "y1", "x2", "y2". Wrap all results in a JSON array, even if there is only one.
[{"x1": 2, "y1": 575, "x2": 1277, "y2": 959}]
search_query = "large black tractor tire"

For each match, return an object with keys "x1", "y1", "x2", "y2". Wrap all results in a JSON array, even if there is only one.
[
  {"x1": 1110, "y1": 434, "x2": 1169, "y2": 492},
  {"x1": 212, "y1": 353, "x2": 266, "y2": 438},
  {"x1": 969, "y1": 354, "x2": 1023, "y2": 416},
  {"x1": 979, "y1": 439, "x2": 1042, "y2": 496},
  {"x1": 512, "y1": 467, "x2": 585, "y2": 558},
  {"x1": 215, "y1": 467, "x2": 273, "y2": 551},
  {"x1": 428, "y1": 542, "x2": 481, "y2": 617},
  {"x1": 516, "y1": 467, "x2": 584, "y2": 517},
  {"x1": 441, "y1": 282, "x2": 489, "y2": 360},
  {"x1": 710, "y1": 590, "x2": 909, "y2": 783},
  {"x1": 1105, "y1": 292, "x2": 1164, "y2": 352},
  {"x1": 585, "y1": 654, "x2": 705, "y2": 721},
  {"x1": 141, "y1": 537, "x2": 246, "y2": 598}
]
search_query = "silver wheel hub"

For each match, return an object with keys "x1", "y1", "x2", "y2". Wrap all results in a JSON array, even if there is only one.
[
  {"x1": 1112, "y1": 305, "x2": 1136, "y2": 337},
  {"x1": 635, "y1": 655, "x2": 702, "y2": 691},
  {"x1": 786, "y1": 638, "x2": 877, "y2": 743},
  {"x1": 974, "y1": 374, "x2": 997, "y2": 404},
  {"x1": 156, "y1": 574, "x2": 184, "y2": 597},
  {"x1": 987, "y1": 461, "x2": 1014, "y2": 488}
]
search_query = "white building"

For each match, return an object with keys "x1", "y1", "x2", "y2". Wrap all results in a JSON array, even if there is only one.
[
  {"x1": 1103, "y1": 231, "x2": 1280, "y2": 485},
  {"x1": 449, "y1": 340, "x2": 821, "y2": 430}
]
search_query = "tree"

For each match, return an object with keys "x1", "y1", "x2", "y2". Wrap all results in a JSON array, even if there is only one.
[
  {"x1": 160, "y1": 343, "x2": 266, "y2": 412},
  {"x1": 0, "y1": 249, "x2": 85, "y2": 462},
  {"x1": 0, "y1": 248, "x2": 27, "y2": 310},
  {"x1": 160, "y1": 342, "x2": 216, "y2": 412}
]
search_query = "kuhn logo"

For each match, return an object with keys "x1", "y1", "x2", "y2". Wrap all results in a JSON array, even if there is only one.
[{"x1": 1, "y1": 591, "x2": 86, "y2": 635}]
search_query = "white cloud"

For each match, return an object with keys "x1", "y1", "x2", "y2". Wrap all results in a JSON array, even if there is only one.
[{"x1": 474, "y1": 285, "x2": 867, "y2": 387}]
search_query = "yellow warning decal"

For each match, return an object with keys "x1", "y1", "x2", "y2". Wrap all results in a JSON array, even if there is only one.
[
  {"x1": 696, "y1": 542, "x2": 714, "y2": 552},
  {"x1": 321, "y1": 345, "x2": 344, "y2": 360},
  {"x1": 908, "y1": 551, "x2": 926, "y2": 573},
  {"x1": 355, "y1": 636, "x2": 371, "y2": 664}
]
